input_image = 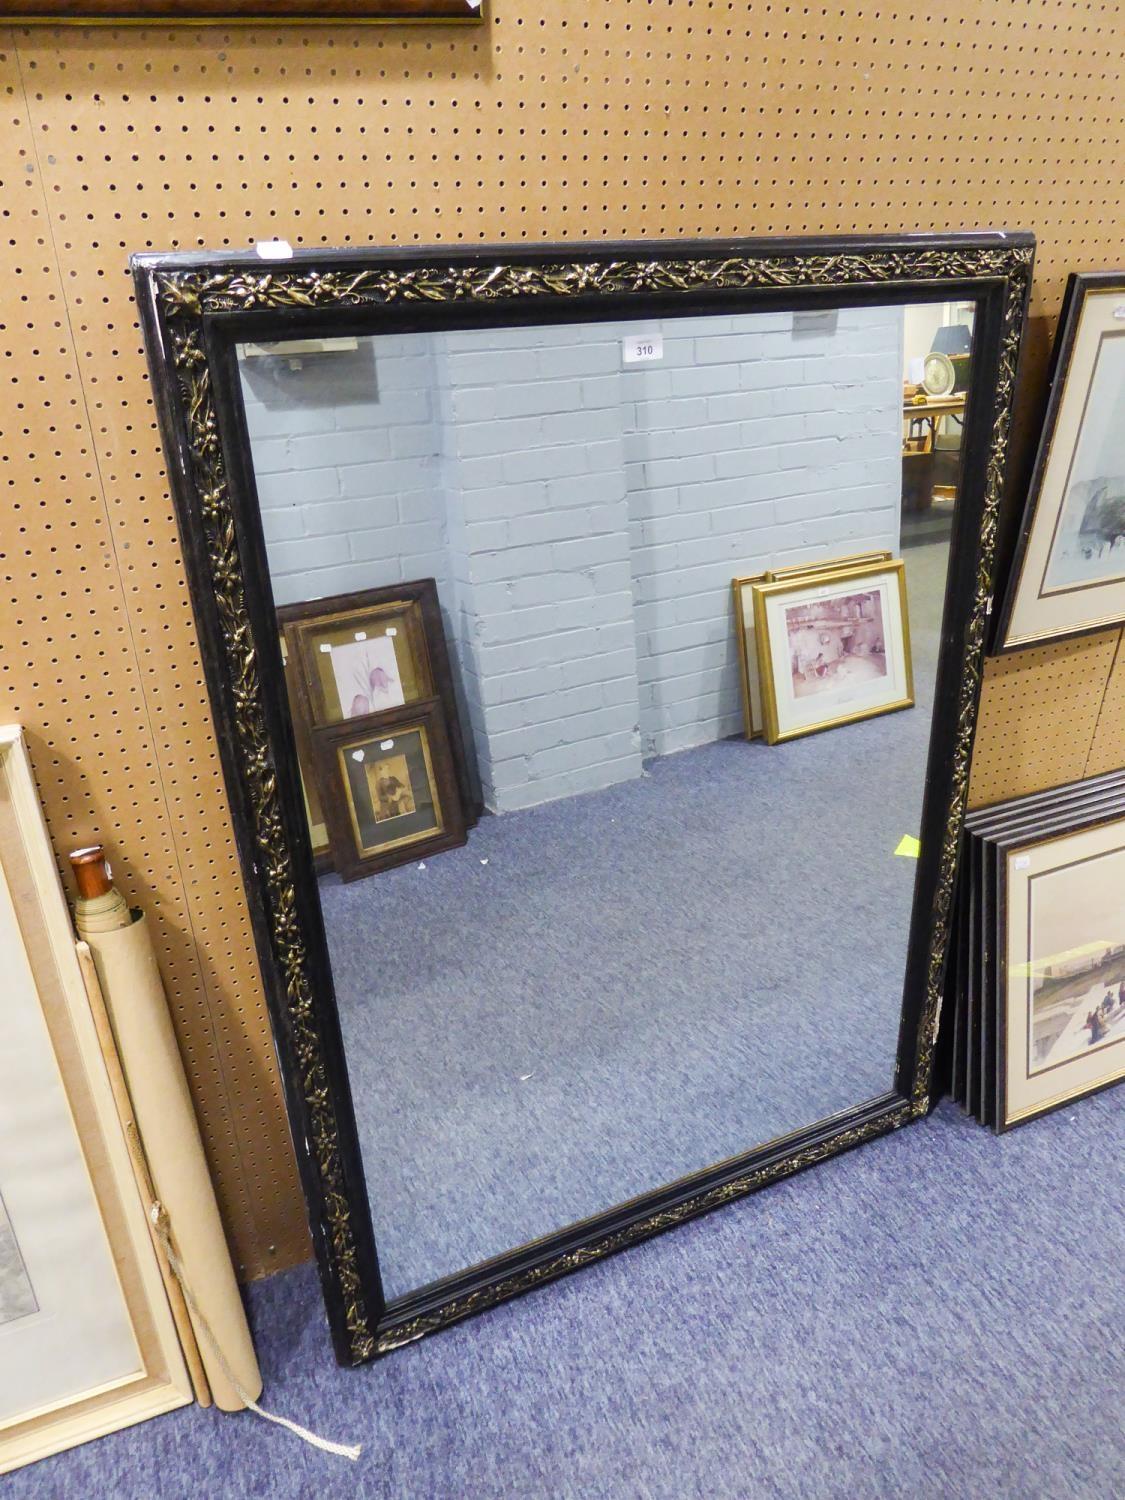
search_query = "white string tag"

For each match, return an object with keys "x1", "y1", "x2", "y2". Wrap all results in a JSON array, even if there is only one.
[{"x1": 149, "y1": 1203, "x2": 361, "y2": 1462}]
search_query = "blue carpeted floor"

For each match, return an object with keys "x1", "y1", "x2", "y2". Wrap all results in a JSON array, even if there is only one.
[
  {"x1": 11, "y1": 1087, "x2": 1122, "y2": 1499},
  {"x1": 320, "y1": 540, "x2": 950, "y2": 1297}
]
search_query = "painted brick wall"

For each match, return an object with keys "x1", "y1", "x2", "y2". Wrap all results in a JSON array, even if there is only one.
[
  {"x1": 237, "y1": 337, "x2": 448, "y2": 609},
  {"x1": 622, "y1": 306, "x2": 904, "y2": 754},
  {"x1": 238, "y1": 306, "x2": 903, "y2": 808},
  {"x1": 238, "y1": 337, "x2": 485, "y2": 803},
  {"x1": 435, "y1": 326, "x2": 643, "y2": 813}
]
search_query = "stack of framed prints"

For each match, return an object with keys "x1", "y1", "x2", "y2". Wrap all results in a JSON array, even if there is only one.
[
  {"x1": 996, "y1": 271, "x2": 1125, "y2": 651},
  {"x1": 0, "y1": 727, "x2": 191, "y2": 1473},
  {"x1": 948, "y1": 770, "x2": 1125, "y2": 1131},
  {"x1": 732, "y1": 551, "x2": 913, "y2": 743},
  {"x1": 278, "y1": 580, "x2": 472, "y2": 881}
]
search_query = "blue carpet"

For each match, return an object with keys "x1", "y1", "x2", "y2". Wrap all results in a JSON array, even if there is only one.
[
  {"x1": 10, "y1": 1089, "x2": 1122, "y2": 1499},
  {"x1": 319, "y1": 540, "x2": 950, "y2": 1297}
]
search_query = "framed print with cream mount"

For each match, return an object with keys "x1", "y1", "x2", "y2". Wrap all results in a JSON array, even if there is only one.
[
  {"x1": 312, "y1": 699, "x2": 466, "y2": 881},
  {"x1": 0, "y1": 727, "x2": 191, "y2": 1474},
  {"x1": 732, "y1": 551, "x2": 894, "y2": 740},
  {"x1": 1000, "y1": 810, "x2": 1125, "y2": 1128},
  {"x1": 752, "y1": 558, "x2": 914, "y2": 744},
  {"x1": 996, "y1": 271, "x2": 1125, "y2": 651}
]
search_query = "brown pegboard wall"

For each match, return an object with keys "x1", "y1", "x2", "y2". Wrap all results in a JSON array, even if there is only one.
[
  {"x1": 2, "y1": 2, "x2": 1123, "y2": 1277},
  {"x1": 967, "y1": 632, "x2": 1122, "y2": 808}
]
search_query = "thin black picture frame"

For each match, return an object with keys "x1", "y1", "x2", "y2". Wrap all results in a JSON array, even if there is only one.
[
  {"x1": 993, "y1": 269, "x2": 1125, "y2": 653},
  {"x1": 132, "y1": 232, "x2": 1034, "y2": 1365}
]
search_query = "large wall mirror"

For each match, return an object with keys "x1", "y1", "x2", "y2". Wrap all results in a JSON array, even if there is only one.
[{"x1": 135, "y1": 234, "x2": 1032, "y2": 1364}]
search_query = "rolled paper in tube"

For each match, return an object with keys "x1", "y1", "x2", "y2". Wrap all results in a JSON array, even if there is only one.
[{"x1": 71, "y1": 858, "x2": 262, "y2": 1412}]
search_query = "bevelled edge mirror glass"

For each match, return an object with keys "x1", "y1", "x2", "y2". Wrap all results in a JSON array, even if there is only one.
[{"x1": 133, "y1": 233, "x2": 1033, "y2": 1366}]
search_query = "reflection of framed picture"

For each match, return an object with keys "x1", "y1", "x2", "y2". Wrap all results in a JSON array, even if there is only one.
[
  {"x1": 731, "y1": 570, "x2": 768, "y2": 739},
  {"x1": 281, "y1": 591, "x2": 433, "y2": 723},
  {"x1": 3, "y1": 3, "x2": 484, "y2": 24},
  {"x1": 751, "y1": 559, "x2": 913, "y2": 743},
  {"x1": 0, "y1": 728, "x2": 191, "y2": 1473},
  {"x1": 279, "y1": 635, "x2": 332, "y2": 873},
  {"x1": 312, "y1": 700, "x2": 466, "y2": 880},
  {"x1": 278, "y1": 580, "x2": 477, "y2": 827},
  {"x1": 732, "y1": 551, "x2": 894, "y2": 738},
  {"x1": 997, "y1": 271, "x2": 1125, "y2": 650},
  {"x1": 283, "y1": 579, "x2": 477, "y2": 834},
  {"x1": 998, "y1": 809, "x2": 1125, "y2": 1130}
]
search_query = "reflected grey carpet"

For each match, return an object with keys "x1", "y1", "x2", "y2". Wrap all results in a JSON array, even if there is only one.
[
  {"x1": 9, "y1": 1090, "x2": 1122, "y2": 1500},
  {"x1": 319, "y1": 540, "x2": 949, "y2": 1298}
]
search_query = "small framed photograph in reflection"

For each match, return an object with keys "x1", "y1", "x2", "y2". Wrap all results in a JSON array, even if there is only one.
[
  {"x1": 999, "y1": 810, "x2": 1125, "y2": 1129},
  {"x1": 312, "y1": 700, "x2": 466, "y2": 880},
  {"x1": 752, "y1": 558, "x2": 914, "y2": 743}
]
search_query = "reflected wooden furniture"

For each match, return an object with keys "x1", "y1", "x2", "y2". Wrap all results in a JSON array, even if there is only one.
[{"x1": 902, "y1": 394, "x2": 967, "y2": 512}]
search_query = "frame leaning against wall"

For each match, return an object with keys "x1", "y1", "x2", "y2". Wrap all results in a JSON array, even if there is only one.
[{"x1": 133, "y1": 232, "x2": 1034, "y2": 1365}]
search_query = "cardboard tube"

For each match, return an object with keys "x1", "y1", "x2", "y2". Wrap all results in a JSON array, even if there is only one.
[
  {"x1": 75, "y1": 941, "x2": 212, "y2": 1409},
  {"x1": 76, "y1": 909, "x2": 262, "y2": 1410}
]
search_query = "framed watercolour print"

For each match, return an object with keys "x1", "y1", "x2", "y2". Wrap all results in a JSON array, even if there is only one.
[
  {"x1": 313, "y1": 700, "x2": 465, "y2": 880},
  {"x1": 997, "y1": 272, "x2": 1125, "y2": 650},
  {"x1": 751, "y1": 559, "x2": 914, "y2": 743},
  {"x1": 949, "y1": 770, "x2": 1125, "y2": 1130},
  {"x1": 282, "y1": 592, "x2": 432, "y2": 724},
  {"x1": 0, "y1": 727, "x2": 191, "y2": 1473},
  {"x1": 0, "y1": 3, "x2": 484, "y2": 25},
  {"x1": 733, "y1": 551, "x2": 894, "y2": 739},
  {"x1": 1001, "y1": 811, "x2": 1125, "y2": 1128}
]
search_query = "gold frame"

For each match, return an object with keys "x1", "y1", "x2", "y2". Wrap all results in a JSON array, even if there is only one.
[
  {"x1": 765, "y1": 549, "x2": 894, "y2": 583},
  {"x1": 751, "y1": 559, "x2": 914, "y2": 744},
  {"x1": 733, "y1": 551, "x2": 895, "y2": 739},
  {"x1": 338, "y1": 721, "x2": 444, "y2": 859},
  {"x1": 731, "y1": 570, "x2": 768, "y2": 740}
]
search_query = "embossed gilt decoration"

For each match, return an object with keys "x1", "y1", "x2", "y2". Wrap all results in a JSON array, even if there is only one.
[{"x1": 152, "y1": 242, "x2": 1032, "y2": 1360}]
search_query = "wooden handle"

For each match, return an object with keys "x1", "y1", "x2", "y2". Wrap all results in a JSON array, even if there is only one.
[{"x1": 69, "y1": 846, "x2": 114, "y2": 900}]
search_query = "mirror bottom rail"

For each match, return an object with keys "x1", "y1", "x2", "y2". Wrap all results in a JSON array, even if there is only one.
[{"x1": 372, "y1": 1089, "x2": 915, "y2": 1358}]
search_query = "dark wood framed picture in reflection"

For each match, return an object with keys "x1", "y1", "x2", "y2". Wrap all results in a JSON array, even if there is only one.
[
  {"x1": 0, "y1": 2, "x2": 484, "y2": 24},
  {"x1": 133, "y1": 232, "x2": 1034, "y2": 1367},
  {"x1": 313, "y1": 700, "x2": 466, "y2": 881},
  {"x1": 278, "y1": 581, "x2": 477, "y2": 829}
]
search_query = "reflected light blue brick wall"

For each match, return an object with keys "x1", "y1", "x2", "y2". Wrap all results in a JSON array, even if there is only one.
[{"x1": 238, "y1": 306, "x2": 903, "y2": 808}]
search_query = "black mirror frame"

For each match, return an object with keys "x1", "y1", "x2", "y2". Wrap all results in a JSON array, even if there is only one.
[{"x1": 133, "y1": 232, "x2": 1033, "y2": 1365}]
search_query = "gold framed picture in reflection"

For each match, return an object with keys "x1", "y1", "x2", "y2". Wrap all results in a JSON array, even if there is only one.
[
  {"x1": 751, "y1": 558, "x2": 914, "y2": 743},
  {"x1": 312, "y1": 700, "x2": 466, "y2": 881},
  {"x1": 732, "y1": 552, "x2": 894, "y2": 740}
]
